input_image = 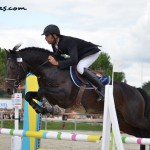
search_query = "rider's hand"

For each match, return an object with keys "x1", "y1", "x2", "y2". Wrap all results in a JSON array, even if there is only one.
[{"x1": 48, "y1": 56, "x2": 58, "y2": 66}]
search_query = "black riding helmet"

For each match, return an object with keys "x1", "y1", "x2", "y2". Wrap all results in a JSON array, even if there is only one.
[{"x1": 41, "y1": 24, "x2": 60, "y2": 36}]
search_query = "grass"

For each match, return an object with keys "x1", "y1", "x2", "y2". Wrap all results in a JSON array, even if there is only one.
[
  {"x1": 43, "y1": 122, "x2": 102, "y2": 131},
  {"x1": 1, "y1": 120, "x2": 103, "y2": 131}
]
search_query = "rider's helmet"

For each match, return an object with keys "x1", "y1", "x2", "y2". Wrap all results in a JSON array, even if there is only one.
[{"x1": 41, "y1": 24, "x2": 60, "y2": 36}]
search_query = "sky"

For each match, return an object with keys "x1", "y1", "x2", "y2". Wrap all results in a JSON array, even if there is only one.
[{"x1": 0, "y1": 0, "x2": 150, "y2": 87}]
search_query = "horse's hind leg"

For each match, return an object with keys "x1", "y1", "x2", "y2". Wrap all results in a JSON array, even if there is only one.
[
  {"x1": 123, "y1": 106, "x2": 150, "y2": 137},
  {"x1": 116, "y1": 83, "x2": 150, "y2": 137},
  {"x1": 140, "y1": 145, "x2": 146, "y2": 150},
  {"x1": 117, "y1": 111, "x2": 143, "y2": 137},
  {"x1": 119, "y1": 120, "x2": 148, "y2": 149}
]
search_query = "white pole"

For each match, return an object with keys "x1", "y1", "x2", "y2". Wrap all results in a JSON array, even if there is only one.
[
  {"x1": 11, "y1": 93, "x2": 22, "y2": 150},
  {"x1": 112, "y1": 67, "x2": 114, "y2": 87},
  {"x1": 101, "y1": 85, "x2": 124, "y2": 150},
  {"x1": 108, "y1": 86, "x2": 124, "y2": 150},
  {"x1": 101, "y1": 85, "x2": 111, "y2": 150},
  {"x1": 14, "y1": 107, "x2": 19, "y2": 130}
]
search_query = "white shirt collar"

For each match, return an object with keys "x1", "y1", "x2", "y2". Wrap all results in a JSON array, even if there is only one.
[{"x1": 55, "y1": 38, "x2": 59, "y2": 49}]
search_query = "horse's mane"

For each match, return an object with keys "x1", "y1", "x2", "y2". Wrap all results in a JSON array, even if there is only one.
[
  {"x1": 18, "y1": 47, "x2": 54, "y2": 62},
  {"x1": 20, "y1": 47, "x2": 53, "y2": 56}
]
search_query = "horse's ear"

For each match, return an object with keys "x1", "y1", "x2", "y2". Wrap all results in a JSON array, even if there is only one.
[
  {"x1": 8, "y1": 49, "x2": 15, "y2": 54},
  {"x1": 12, "y1": 43, "x2": 22, "y2": 52}
]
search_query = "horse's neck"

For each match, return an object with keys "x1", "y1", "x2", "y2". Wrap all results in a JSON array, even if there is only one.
[
  {"x1": 23, "y1": 53, "x2": 41, "y2": 65},
  {"x1": 19, "y1": 49, "x2": 71, "y2": 84},
  {"x1": 20, "y1": 51, "x2": 46, "y2": 76}
]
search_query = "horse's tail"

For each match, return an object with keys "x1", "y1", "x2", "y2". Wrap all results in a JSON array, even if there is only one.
[{"x1": 137, "y1": 88, "x2": 150, "y2": 119}]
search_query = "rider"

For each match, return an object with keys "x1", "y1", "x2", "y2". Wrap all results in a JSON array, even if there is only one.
[{"x1": 42, "y1": 24, "x2": 104, "y2": 101}]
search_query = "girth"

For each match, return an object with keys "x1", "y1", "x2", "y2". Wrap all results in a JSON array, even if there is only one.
[{"x1": 70, "y1": 85, "x2": 86, "y2": 113}]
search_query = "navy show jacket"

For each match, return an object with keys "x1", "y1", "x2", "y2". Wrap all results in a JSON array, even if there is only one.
[{"x1": 52, "y1": 35, "x2": 101, "y2": 69}]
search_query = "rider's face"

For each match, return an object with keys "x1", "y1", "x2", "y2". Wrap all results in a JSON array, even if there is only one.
[{"x1": 45, "y1": 34, "x2": 55, "y2": 44}]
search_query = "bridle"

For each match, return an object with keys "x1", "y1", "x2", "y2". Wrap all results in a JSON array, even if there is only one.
[
  {"x1": 5, "y1": 57, "x2": 27, "y2": 89},
  {"x1": 5, "y1": 56, "x2": 49, "y2": 89}
]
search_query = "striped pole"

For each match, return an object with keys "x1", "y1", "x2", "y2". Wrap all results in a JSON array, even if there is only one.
[
  {"x1": 122, "y1": 136, "x2": 150, "y2": 145},
  {"x1": 22, "y1": 74, "x2": 42, "y2": 150},
  {"x1": 0, "y1": 128, "x2": 101, "y2": 143},
  {"x1": 1, "y1": 128, "x2": 150, "y2": 145}
]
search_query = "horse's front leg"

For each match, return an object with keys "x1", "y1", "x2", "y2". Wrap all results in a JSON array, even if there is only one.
[
  {"x1": 25, "y1": 89, "x2": 61, "y2": 115},
  {"x1": 25, "y1": 92, "x2": 45, "y2": 114},
  {"x1": 37, "y1": 88, "x2": 62, "y2": 115}
]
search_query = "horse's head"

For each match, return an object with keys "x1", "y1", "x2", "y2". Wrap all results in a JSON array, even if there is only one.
[
  {"x1": 5, "y1": 44, "x2": 28, "y2": 94},
  {"x1": 5, "y1": 45, "x2": 57, "y2": 94}
]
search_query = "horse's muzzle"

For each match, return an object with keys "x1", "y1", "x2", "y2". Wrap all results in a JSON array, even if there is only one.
[
  {"x1": 5, "y1": 80, "x2": 19, "y2": 95},
  {"x1": 6, "y1": 88, "x2": 13, "y2": 95}
]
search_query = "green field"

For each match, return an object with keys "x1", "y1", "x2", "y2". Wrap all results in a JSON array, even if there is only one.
[{"x1": 1, "y1": 120, "x2": 103, "y2": 131}]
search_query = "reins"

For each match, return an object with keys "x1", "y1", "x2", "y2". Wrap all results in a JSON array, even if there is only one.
[{"x1": 38, "y1": 59, "x2": 49, "y2": 68}]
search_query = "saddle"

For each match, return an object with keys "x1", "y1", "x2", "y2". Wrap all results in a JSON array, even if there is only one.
[
  {"x1": 69, "y1": 66, "x2": 110, "y2": 112},
  {"x1": 70, "y1": 66, "x2": 110, "y2": 89}
]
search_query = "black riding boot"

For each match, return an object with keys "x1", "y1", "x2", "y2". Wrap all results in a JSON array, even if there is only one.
[{"x1": 83, "y1": 68, "x2": 105, "y2": 101}]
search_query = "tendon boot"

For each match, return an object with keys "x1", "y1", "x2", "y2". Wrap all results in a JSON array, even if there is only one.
[
  {"x1": 83, "y1": 68, "x2": 105, "y2": 101},
  {"x1": 42, "y1": 97, "x2": 53, "y2": 113}
]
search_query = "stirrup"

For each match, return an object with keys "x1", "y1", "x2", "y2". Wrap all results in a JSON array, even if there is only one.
[{"x1": 96, "y1": 89, "x2": 104, "y2": 101}]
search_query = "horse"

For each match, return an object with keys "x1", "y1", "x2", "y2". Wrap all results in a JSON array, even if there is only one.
[{"x1": 5, "y1": 45, "x2": 150, "y2": 142}]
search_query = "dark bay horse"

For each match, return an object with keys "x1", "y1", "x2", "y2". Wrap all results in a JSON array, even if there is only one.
[{"x1": 5, "y1": 45, "x2": 150, "y2": 141}]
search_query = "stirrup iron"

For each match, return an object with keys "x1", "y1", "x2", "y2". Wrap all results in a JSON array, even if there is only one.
[{"x1": 95, "y1": 88, "x2": 104, "y2": 101}]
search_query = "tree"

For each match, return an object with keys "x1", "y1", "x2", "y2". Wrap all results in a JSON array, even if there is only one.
[
  {"x1": 142, "y1": 81, "x2": 150, "y2": 96},
  {"x1": 90, "y1": 52, "x2": 126, "y2": 82},
  {"x1": 0, "y1": 48, "x2": 8, "y2": 97},
  {"x1": 0, "y1": 48, "x2": 6, "y2": 88}
]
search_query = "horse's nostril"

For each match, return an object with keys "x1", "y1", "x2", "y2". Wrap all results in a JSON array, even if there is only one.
[
  {"x1": 7, "y1": 89, "x2": 10, "y2": 92},
  {"x1": 7, "y1": 89, "x2": 12, "y2": 95}
]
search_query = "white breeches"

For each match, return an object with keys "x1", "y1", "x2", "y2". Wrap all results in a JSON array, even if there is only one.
[{"x1": 77, "y1": 51, "x2": 101, "y2": 74}]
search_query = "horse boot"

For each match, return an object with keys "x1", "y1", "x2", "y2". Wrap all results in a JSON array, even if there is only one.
[
  {"x1": 42, "y1": 97, "x2": 62, "y2": 115},
  {"x1": 83, "y1": 68, "x2": 105, "y2": 101},
  {"x1": 42, "y1": 97, "x2": 54, "y2": 114}
]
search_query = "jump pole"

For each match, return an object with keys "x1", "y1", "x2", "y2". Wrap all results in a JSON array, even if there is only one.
[
  {"x1": 11, "y1": 93, "x2": 22, "y2": 150},
  {"x1": 101, "y1": 85, "x2": 124, "y2": 150},
  {"x1": 22, "y1": 74, "x2": 42, "y2": 150},
  {"x1": 2, "y1": 128, "x2": 150, "y2": 146},
  {"x1": 0, "y1": 128, "x2": 101, "y2": 143}
]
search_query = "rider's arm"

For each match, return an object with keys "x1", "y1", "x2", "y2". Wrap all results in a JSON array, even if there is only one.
[{"x1": 58, "y1": 44, "x2": 78, "y2": 69}]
